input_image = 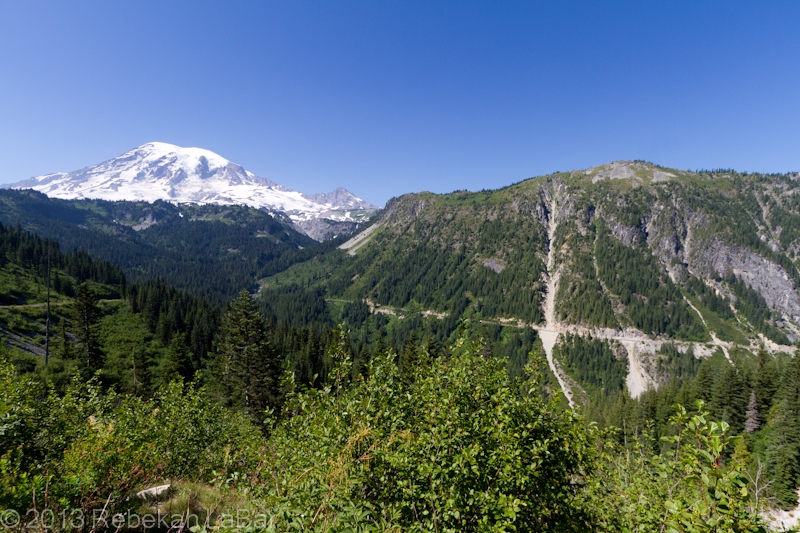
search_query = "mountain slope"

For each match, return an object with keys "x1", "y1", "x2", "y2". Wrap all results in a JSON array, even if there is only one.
[
  {"x1": 0, "y1": 189, "x2": 338, "y2": 304},
  {"x1": 7, "y1": 142, "x2": 379, "y2": 240},
  {"x1": 264, "y1": 161, "x2": 800, "y2": 400}
]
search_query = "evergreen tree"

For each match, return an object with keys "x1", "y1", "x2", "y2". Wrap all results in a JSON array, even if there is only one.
[
  {"x1": 754, "y1": 349, "x2": 779, "y2": 410},
  {"x1": 214, "y1": 290, "x2": 281, "y2": 424},
  {"x1": 691, "y1": 361, "x2": 716, "y2": 403},
  {"x1": 161, "y1": 336, "x2": 194, "y2": 384},
  {"x1": 295, "y1": 328, "x2": 320, "y2": 385},
  {"x1": 709, "y1": 363, "x2": 747, "y2": 434},
  {"x1": 768, "y1": 354, "x2": 800, "y2": 508},
  {"x1": 72, "y1": 282, "x2": 104, "y2": 373},
  {"x1": 744, "y1": 389, "x2": 760, "y2": 434}
]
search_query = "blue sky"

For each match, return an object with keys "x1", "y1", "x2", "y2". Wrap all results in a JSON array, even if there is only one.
[{"x1": 1, "y1": 1, "x2": 799, "y2": 205}]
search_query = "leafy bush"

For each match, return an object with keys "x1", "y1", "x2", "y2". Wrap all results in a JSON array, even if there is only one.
[
  {"x1": 253, "y1": 327, "x2": 604, "y2": 532},
  {"x1": 0, "y1": 330, "x2": 773, "y2": 532},
  {"x1": 604, "y1": 402, "x2": 768, "y2": 533},
  {"x1": 0, "y1": 357, "x2": 264, "y2": 519}
]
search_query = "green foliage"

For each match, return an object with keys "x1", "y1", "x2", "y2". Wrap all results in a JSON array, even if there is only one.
[
  {"x1": 605, "y1": 403, "x2": 768, "y2": 533},
  {"x1": 1, "y1": 329, "x2": 773, "y2": 532},
  {"x1": 595, "y1": 225, "x2": 705, "y2": 339},
  {"x1": 212, "y1": 290, "x2": 282, "y2": 424},
  {"x1": 556, "y1": 334, "x2": 627, "y2": 394},
  {"x1": 259, "y1": 330, "x2": 604, "y2": 532},
  {"x1": 0, "y1": 356, "x2": 264, "y2": 518}
]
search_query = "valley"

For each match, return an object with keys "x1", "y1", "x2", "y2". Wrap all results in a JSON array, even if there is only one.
[{"x1": 4, "y1": 159, "x2": 800, "y2": 529}]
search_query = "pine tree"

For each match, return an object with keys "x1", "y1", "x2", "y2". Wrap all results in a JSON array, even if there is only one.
[
  {"x1": 161, "y1": 335, "x2": 194, "y2": 384},
  {"x1": 768, "y1": 354, "x2": 800, "y2": 508},
  {"x1": 215, "y1": 290, "x2": 281, "y2": 424},
  {"x1": 709, "y1": 364, "x2": 747, "y2": 434},
  {"x1": 754, "y1": 349, "x2": 779, "y2": 410},
  {"x1": 744, "y1": 389, "x2": 760, "y2": 434},
  {"x1": 691, "y1": 361, "x2": 716, "y2": 403},
  {"x1": 72, "y1": 282, "x2": 104, "y2": 373}
]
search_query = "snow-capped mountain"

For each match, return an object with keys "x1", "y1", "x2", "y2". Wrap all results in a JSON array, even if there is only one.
[{"x1": 7, "y1": 142, "x2": 379, "y2": 238}]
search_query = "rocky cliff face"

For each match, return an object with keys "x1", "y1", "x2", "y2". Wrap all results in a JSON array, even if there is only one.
[{"x1": 691, "y1": 240, "x2": 800, "y2": 320}]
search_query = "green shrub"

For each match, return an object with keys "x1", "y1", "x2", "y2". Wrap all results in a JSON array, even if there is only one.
[{"x1": 253, "y1": 328, "x2": 604, "y2": 532}]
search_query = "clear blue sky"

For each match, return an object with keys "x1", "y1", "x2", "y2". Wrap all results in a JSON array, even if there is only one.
[{"x1": 1, "y1": 1, "x2": 799, "y2": 205}]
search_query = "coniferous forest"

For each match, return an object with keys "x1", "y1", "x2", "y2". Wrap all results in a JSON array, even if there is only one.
[{"x1": 4, "y1": 163, "x2": 800, "y2": 532}]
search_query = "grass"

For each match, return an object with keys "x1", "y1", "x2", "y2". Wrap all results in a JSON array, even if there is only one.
[
  {"x1": 259, "y1": 251, "x2": 348, "y2": 290},
  {"x1": 325, "y1": 298, "x2": 348, "y2": 322},
  {"x1": 135, "y1": 480, "x2": 259, "y2": 530}
]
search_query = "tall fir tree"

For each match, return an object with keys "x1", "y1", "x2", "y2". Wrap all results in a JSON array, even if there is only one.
[
  {"x1": 754, "y1": 349, "x2": 779, "y2": 411},
  {"x1": 72, "y1": 282, "x2": 104, "y2": 375},
  {"x1": 691, "y1": 360, "x2": 717, "y2": 403},
  {"x1": 214, "y1": 290, "x2": 281, "y2": 424},
  {"x1": 709, "y1": 363, "x2": 747, "y2": 434},
  {"x1": 768, "y1": 354, "x2": 800, "y2": 508},
  {"x1": 160, "y1": 335, "x2": 194, "y2": 385}
]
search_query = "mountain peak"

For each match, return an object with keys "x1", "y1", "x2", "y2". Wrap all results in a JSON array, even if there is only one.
[
  {"x1": 582, "y1": 160, "x2": 678, "y2": 184},
  {"x1": 131, "y1": 142, "x2": 234, "y2": 174},
  {"x1": 302, "y1": 187, "x2": 378, "y2": 210},
  {"x1": 5, "y1": 143, "x2": 379, "y2": 240}
]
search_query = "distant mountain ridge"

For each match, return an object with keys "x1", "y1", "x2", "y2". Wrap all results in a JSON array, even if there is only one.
[
  {"x1": 0, "y1": 188, "x2": 329, "y2": 303},
  {"x1": 6, "y1": 142, "x2": 379, "y2": 240},
  {"x1": 264, "y1": 160, "x2": 800, "y2": 402}
]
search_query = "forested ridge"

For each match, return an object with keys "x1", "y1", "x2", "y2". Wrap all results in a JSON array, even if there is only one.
[
  {"x1": 263, "y1": 163, "x2": 799, "y2": 345},
  {"x1": 0, "y1": 189, "x2": 332, "y2": 303}
]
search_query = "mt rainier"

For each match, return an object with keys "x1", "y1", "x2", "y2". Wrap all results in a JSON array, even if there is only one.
[{"x1": 6, "y1": 142, "x2": 379, "y2": 240}]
